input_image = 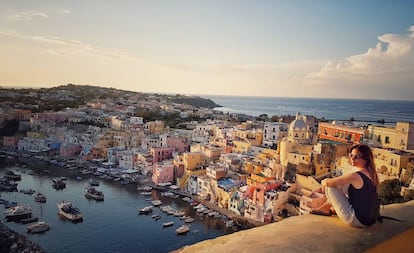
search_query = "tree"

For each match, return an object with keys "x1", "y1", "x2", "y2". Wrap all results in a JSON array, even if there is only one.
[
  {"x1": 403, "y1": 189, "x2": 414, "y2": 202},
  {"x1": 378, "y1": 179, "x2": 403, "y2": 204}
]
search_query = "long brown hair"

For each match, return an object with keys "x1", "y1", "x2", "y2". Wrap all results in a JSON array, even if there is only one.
[{"x1": 350, "y1": 144, "x2": 379, "y2": 189}]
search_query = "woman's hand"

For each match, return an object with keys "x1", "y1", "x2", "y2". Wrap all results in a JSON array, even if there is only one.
[{"x1": 321, "y1": 178, "x2": 329, "y2": 187}]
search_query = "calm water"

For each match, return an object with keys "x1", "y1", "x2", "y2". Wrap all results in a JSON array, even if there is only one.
[
  {"x1": 0, "y1": 165, "x2": 233, "y2": 253},
  {"x1": 205, "y1": 95, "x2": 414, "y2": 123}
]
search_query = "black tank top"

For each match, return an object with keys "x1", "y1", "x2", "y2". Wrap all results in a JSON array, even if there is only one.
[{"x1": 348, "y1": 171, "x2": 379, "y2": 226}]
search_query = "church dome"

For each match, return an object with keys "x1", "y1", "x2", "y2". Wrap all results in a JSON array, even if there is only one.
[{"x1": 289, "y1": 119, "x2": 307, "y2": 131}]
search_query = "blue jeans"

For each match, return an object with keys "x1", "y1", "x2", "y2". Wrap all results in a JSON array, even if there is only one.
[{"x1": 325, "y1": 186, "x2": 366, "y2": 228}]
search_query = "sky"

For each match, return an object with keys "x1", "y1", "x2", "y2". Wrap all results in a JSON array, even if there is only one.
[{"x1": 0, "y1": 1, "x2": 414, "y2": 100}]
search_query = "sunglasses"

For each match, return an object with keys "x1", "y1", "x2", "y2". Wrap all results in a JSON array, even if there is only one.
[{"x1": 349, "y1": 154, "x2": 363, "y2": 160}]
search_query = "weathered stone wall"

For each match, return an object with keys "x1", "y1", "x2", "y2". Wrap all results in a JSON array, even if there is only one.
[
  {"x1": 0, "y1": 221, "x2": 44, "y2": 253},
  {"x1": 173, "y1": 200, "x2": 414, "y2": 253}
]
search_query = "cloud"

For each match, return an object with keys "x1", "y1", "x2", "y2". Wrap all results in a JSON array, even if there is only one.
[
  {"x1": 59, "y1": 10, "x2": 72, "y2": 15},
  {"x1": 299, "y1": 25, "x2": 414, "y2": 100},
  {"x1": 11, "y1": 11, "x2": 49, "y2": 21},
  {"x1": 306, "y1": 25, "x2": 414, "y2": 80}
]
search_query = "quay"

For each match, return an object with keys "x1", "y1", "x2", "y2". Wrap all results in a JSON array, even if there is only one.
[{"x1": 150, "y1": 183, "x2": 264, "y2": 228}]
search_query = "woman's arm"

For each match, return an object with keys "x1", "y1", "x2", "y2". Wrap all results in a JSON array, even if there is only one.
[{"x1": 321, "y1": 172, "x2": 361, "y2": 188}]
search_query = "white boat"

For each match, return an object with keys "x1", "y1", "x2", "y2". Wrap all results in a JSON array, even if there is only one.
[
  {"x1": 176, "y1": 224, "x2": 190, "y2": 234},
  {"x1": 27, "y1": 221, "x2": 49, "y2": 234},
  {"x1": 139, "y1": 206, "x2": 153, "y2": 215},
  {"x1": 34, "y1": 193, "x2": 47, "y2": 203},
  {"x1": 173, "y1": 211, "x2": 186, "y2": 217},
  {"x1": 4, "y1": 205, "x2": 32, "y2": 220},
  {"x1": 162, "y1": 221, "x2": 174, "y2": 227},
  {"x1": 84, "y1": 186, "x2": 104, "y2": 201},
  {"x1": 184, "y1": 217, "x2": 194, "y2": 223},
  {"x1": 150, "y1": 200, "x2": 162, "y2": 206},
  {"x1": 225, "y1": 220, "x2": 234, "y2": 228},
  {"x1": 57, "y1": 201, "x2": 83, "y2": 221}
]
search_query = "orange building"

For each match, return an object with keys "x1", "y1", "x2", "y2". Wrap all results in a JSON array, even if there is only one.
[{"x1": 318, "y1": 122, "x2": 365, "y2": 144}]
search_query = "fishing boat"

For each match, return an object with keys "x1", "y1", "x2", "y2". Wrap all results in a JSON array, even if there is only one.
[
  {"x1": 57, "y1": 201, "x2": 83, "y2": 221},
  {"x1": 162, "y1": 221, "x2": 174, "y2": 227},
  {"x1": 4, "y1": 204, "x2": 32, "y2": 221},
  {"x1": 34, "y1": 193, "x2": 47, "y2": 203},
  {"x1": 184, "y1": 217, "x2": 194, "y2": 223},
  {"x1": 150, "y1": 200, "x2": 162, "y2": 206},
  {"x1": 20, "y1": 216, "x2": 39, "y2": 224},
  {"x1": 27, "y1": 221, "x2": 49, "y2": 233},
  {"x1": 52, "y1": 178, "x2": 66, "y2": 190},
  {"x1": 176, "y1": 225, "x2": 190, "y2": 235},
  {"x1": 84, "y1": 186, "x2": 104, "y2": 201},
  {"x1": 138, "y1": 206, "x2": 153, "y2": 215}
]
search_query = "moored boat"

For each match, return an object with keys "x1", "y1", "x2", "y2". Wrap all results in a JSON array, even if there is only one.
[
  {"x1": 27, "y1": 221, "x2": 49, "y2": 233},
  {"x1": 150, "y1": 200, "x2": 162, "y2": 206},
  {"x1": 57, "y1": 201, "x2": 83, "y2": 221},
  {"x1": 184, "y1": 217, "x2": 194, "y2": 223},
  {"x1": 52, "y1": 178, "x2": 66, "y2": 190},
  {"x1": 176, "y1": 224, "x2": 190, "y2": 235},
  {"x1": 34, "y1": 193, "x2": 47, "y2": 203},
  {"x1": 138, "y1": 206, "x2": 153, "y2": 215},
  {"x1": 20, "y1": 216, "x2": 39, "y2": 224},
  {"x1": 84, "y1": 186, "x2": 104, "y2": 201},
  {"x1": 4, "y1": 204, "x2": 32, "y2": 221},
  {"x1": 162, "y1": 221, "x2": 174, "y2": 227}
]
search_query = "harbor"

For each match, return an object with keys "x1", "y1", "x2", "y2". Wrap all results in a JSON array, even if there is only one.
[{"x1": 0, "y1": 154, "x2": 240, "y2": 253}]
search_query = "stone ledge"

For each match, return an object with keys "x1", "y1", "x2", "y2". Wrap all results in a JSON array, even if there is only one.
[{"x1": 173, "y1": 200, "x2": 414, "y2": 253}]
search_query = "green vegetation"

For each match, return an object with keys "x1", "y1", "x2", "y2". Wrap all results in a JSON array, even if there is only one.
[{"x1": 378, "y1": 179, "x2": 403, "y2": 204}]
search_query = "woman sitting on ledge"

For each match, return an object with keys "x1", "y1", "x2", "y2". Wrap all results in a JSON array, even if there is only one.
[{"x1": 310, "y1": 144, "x2": 380, "y2": 227}]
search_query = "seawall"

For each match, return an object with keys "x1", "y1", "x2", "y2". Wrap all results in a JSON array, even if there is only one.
[{"x1": 173, "y1": 200, "x2": 414, "y2": 253}]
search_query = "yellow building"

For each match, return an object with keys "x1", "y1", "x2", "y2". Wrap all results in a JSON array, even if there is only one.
[
  {"x1": 368, "y1": 122, "x2": 414, "y2": 151},
  {"x1": 182, "y1": 152, "x2": 206, "y2": 170},
  {"x1": 234, "y1": 129, "x2": 263, "y2": 147},
  {"x1": 373, "y1": 147, "x2": 414, "y2": 177},
  {"x1": 232, "y1": 139, "x2": 251, "y2": 154}
]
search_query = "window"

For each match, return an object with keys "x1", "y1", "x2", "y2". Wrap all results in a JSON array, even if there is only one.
[{"x1": 385, "y1": 136, "x2": 390, "y2": 144}]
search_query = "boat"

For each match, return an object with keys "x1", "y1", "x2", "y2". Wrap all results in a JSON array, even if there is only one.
[
  {"x1": 20, "y1": 216, "x2": 39, "y2": 224},
  {"x1": 138, "y1": 206, "x2": 153, "y2": 215},
  {"x1": 84, "y1": 186, "x2": 104, "y2": 201},
  {"x1": 162, "y1": 221, "x2": 174, "y2": 227},
  {"x1": 57, "y1": 201, "x2": 83, "y2": 221},
  {"x1": 150, "y1": 200, "x2": 162, "y2": 206},
  {"x1": 184, "y1": 217, "x2": 194, "y2": 223},
  {"x1": 27, "y1": 221, "x2": 49, "y2": 234},
  {"x1": 176, "y1": 224, "x2": 190, "y2": 235},
  {"x1": 152, "y1": 214, "x2": 161, "y2": 220},
  {"x1": 0, "y1": 177, "x2": 18, "y2": 191},
  {"x1": 20, "y1": 189, "x2": 35, "y2": 195},
  {"x1": 89, "y1": 179, "x2": 100, "y2": 186},
  {"x1": 52, "y1": 178, "x2": 66, "y2": 190},
  {"x1": 34, "y1": 193, "x2": 47, "y2": 203},
  {"x1": 4, "y1": 204, "x2": 32, "y2": 220},
  {"x1": 225, "y1": 220, "x2": 234, "y2": 228},
  {"x1": 4, "y1": 170, "x2": 22, "y2": 181}
]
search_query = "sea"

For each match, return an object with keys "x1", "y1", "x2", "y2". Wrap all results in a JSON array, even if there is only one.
[
  {"x1": 204, "y1": 95, "x2": 414, "y2": 123},
  {"x1": 0, "y1": 165, "x2": 235, "y2": 253}
]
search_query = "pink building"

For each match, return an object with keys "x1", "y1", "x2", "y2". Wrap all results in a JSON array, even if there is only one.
[
  {"x1": 167, "y1": 137, "x2": 190, "y2": 153},
  {"x1": 60, "y1": 144, "x2": 82, "y2": 157},
  {"x1": 3, "y1": 136, "x2": 20, "y2": 149},
  {"x1": 152, "y1": 163, "x2": 174, "y2": 185},
  {"x1": 151, "y1": 147, "x2": 174, "y2": 164}
]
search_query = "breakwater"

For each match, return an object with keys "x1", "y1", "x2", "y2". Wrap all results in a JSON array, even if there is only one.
[{"x1": 0, "y1": 221, "x2": 44, "y2": 253}]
